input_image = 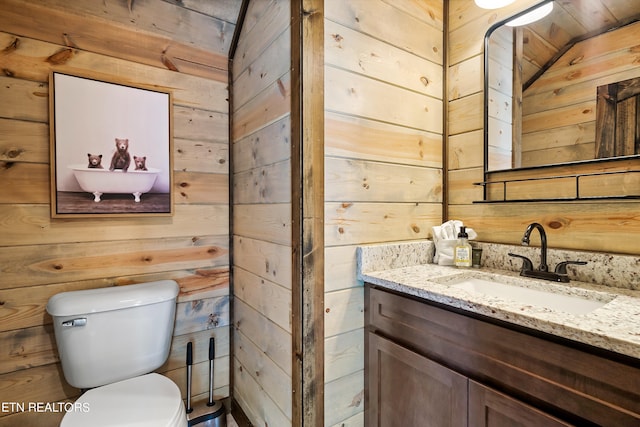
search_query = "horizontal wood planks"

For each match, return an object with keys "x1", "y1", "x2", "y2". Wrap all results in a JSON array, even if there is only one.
[
  {"x1": 447, "y1": 0, "x2": 640, "y2": 254},
  {"x1": 323, "y1": 1, "x2": 444, "y2": 425},
  {"x1": 0, "y1": 0, "x2": 238, "y2": 81},
  {"x1": 521, "y1": 22, "x2": 640, "y2": 168},
  {"x1": 231, "y1": 0, "x2": 294, "y2": 426},
  {"x1": 0, "y1": 0, "x2": 233, "y2": 422}
]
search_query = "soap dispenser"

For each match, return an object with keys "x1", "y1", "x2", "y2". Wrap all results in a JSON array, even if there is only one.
[{"x1": 454, "y1": 226, "x2": 472, "y2": 268}]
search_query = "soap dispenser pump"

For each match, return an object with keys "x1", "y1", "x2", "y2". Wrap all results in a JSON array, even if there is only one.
[{"x1": 454, "y1": 226, "x2": 472, "y2": 268}]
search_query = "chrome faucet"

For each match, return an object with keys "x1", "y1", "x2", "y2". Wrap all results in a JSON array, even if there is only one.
[{"x1": 508, "y1": 223, "x2": 586, "y2": 283}]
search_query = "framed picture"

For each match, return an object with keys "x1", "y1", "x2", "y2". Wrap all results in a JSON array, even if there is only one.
[{"x1": 49, "y1": 72, "x2": 173, "y2": 218}]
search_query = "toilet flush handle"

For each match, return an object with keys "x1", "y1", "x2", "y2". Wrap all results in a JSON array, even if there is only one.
[{"x1": 61, "y1": 318, "x2": 87, "y2": 327}]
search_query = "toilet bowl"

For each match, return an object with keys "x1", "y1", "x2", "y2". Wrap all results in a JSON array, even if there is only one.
[
  {"x1": 61, "y1": 374, "x2": 186, "y2": 427},
  {"x1": 46, "y1": 281, "x2": 187, "y2": 426}
]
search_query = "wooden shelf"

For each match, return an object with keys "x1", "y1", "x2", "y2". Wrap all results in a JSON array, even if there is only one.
[{"x1": 474, "y1": 169, "x2": 640, "y2": 202}]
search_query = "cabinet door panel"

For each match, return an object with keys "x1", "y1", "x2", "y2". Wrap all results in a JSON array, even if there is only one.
[
  {"x1": 367, "y1": 332, "x2": 468, "y2": 427},
  {"x1": 469, "y1": 381, "x2": 573, "y2": 427}
]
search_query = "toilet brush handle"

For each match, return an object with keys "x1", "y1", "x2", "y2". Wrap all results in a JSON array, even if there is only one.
[
  {"x1": 207, "y1": 337, "x2": 215, "y2": 406},
  {"x1": 187, "y1": 341, "x2": 193, "y2": 365},
  {"x1": 186, "y1": 342, "x2": 193, "y2": 414}
]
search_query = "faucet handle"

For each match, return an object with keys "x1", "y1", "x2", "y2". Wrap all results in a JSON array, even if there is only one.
[
  {"x1": 508, "y1": 252, "x2": 533, "y2": 272},
  {"x1": 554, "y1": 260, "x2": 587, "y2": 275}
]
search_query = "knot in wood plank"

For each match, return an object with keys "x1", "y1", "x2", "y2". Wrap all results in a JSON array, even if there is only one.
[
  {"x1": 2, "y1": 38, "x2": 19, "y2": 54},
  {"x1": 46, "y1": 48, "x2": 74, "y2": 65},
  {"x1": 5, "y1": 148, "x2": 23, "y2": 159}
]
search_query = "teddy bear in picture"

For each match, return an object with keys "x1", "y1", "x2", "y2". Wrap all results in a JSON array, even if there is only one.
[
  {"x1": 109, "y1": 138, "x2": 131, "y2": 172},
  {"x1": 87, "y1": 153, "x2": 103, "y2": 169},
  {"x1": 133, "y1": 155, "x2": 148, "y2": 171}
]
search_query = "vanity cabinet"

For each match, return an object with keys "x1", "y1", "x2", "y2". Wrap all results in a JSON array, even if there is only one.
[
  {"x1": 365, "y1": 285, "x2": 640, "y2": 427},
  {"x1": 367, "y1": 332, "x2": 468, "y2": 426}
]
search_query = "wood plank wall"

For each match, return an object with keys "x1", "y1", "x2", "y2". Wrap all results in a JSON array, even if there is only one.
[
  {"x1": 231, "y1": 1, "x2": 293, "y2": 426},
  {"x1": 522, "y1": 21, "x2": 640, "y2": 167},
  {"x1": 0, "y1": 1, "x2": 236, "y2": 425},
  {"x1": 448, "y1": 0, "x2": 640, "y2": 255},
  {"x1": 486, "y1": 25, "x2": 514, "y2": 170},
  {"x1": 324, "y1": 1, "x2": 444, "y2": 425}
]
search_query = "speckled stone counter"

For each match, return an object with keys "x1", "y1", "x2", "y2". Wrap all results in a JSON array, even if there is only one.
[{"x1": 357, "y1": 240, "x2": 640, "y2": 359}]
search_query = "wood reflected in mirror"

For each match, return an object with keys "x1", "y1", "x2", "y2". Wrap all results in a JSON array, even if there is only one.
[
  {"x1": 596, "y1": 76, "x2": 640, "y2": 159},
  {"x1": 485, "y1": 0, "x2": 640, "y2": 172}
]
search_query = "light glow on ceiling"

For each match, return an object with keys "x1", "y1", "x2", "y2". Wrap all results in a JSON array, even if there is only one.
[
  {"x1": 506, "y1": 2, "x2": 554, "y2": 26},
  {"x1": 474, "y1": 0, "x2": 516, "y2": 9}
]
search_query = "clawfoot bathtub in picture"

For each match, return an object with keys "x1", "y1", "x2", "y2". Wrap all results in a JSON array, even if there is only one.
[{"x1": 69, "y1": 165, "x2": 161, "y2": 202}]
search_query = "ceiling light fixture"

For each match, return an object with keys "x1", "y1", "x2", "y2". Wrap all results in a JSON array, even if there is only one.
[
  {"x1": 474, "y1": 0, "x2": 516, "y2": 9},
  {"x1": 506, "y1": 2, "x2": 554, "y2": 26}
]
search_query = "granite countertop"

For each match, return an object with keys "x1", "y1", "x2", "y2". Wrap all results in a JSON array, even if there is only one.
[{"x1": 358, "y1": 241, "x2": 640, "y2": 359}]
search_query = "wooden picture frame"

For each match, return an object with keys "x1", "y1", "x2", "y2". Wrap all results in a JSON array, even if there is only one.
[{"x1": 49, "y1": 71, "x2": 173, "y2": 218}]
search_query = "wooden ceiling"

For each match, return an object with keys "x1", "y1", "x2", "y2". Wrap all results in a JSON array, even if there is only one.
[{"x1": 515, "y1": 0, "x2": 640, "y2": 87}]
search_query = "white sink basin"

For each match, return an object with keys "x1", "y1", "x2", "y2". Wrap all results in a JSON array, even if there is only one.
[{"x1": 444, "y1": 276, "x2": 614, "y2": 315}]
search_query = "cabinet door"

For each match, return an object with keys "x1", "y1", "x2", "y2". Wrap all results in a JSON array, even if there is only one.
[
  {"x1": 366, "y1": 332, "x2": 468, "y2": 427},
  {"x1": 469, "y1": 381, "x2": 573, "y2": 427}
]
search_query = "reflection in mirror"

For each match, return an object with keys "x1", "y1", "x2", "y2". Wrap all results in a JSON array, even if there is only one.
[{"x1": 485, "y1": 0, "x2": 640, "y2": 172}]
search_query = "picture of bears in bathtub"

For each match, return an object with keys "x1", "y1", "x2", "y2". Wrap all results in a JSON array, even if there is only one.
[
  {"x1": 56, "y1": 136, "x2": 170, "y2": 215},
  {"x1": 51, "y1": 72, "x2": 171, "y2": 217},
  {"x1": 88, "y1": 139, "x2": 149, "y2": 173}
]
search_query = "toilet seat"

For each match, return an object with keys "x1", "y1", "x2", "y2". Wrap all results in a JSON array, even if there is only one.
[{"x1": 61, "y1": 373, "x2": 187, "y2": 427}]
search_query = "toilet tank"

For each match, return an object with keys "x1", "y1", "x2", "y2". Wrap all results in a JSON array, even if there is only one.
[{"x1": 46, "y1": 280, "x2": 179, "y2": 389}]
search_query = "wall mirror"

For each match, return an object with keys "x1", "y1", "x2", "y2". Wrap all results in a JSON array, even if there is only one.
[{"x1": 482, "y1": 0, "x2": 640, "y2": 201}]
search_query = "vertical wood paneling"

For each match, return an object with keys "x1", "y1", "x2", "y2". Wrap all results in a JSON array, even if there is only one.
[
  {"x1": 323, "y1": 1, "x2": 444, "y2": 425},
  {"x1": 0, "y1": 1, "x2": 232, "y2": 422}
]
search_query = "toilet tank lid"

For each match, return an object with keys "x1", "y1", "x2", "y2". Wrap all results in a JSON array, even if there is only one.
[{"x1": 46, "y1": 280, "x2": 179, "y2": 317}]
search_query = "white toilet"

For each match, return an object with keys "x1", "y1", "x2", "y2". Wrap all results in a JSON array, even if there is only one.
[{"x1": 46, "y1": 280, "x2": 187, "y2": 427}]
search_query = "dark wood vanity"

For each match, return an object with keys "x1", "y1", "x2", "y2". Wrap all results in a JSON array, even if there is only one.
[{"x1": 365, "y1": 284, "x2": 640, "y2": 426}]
